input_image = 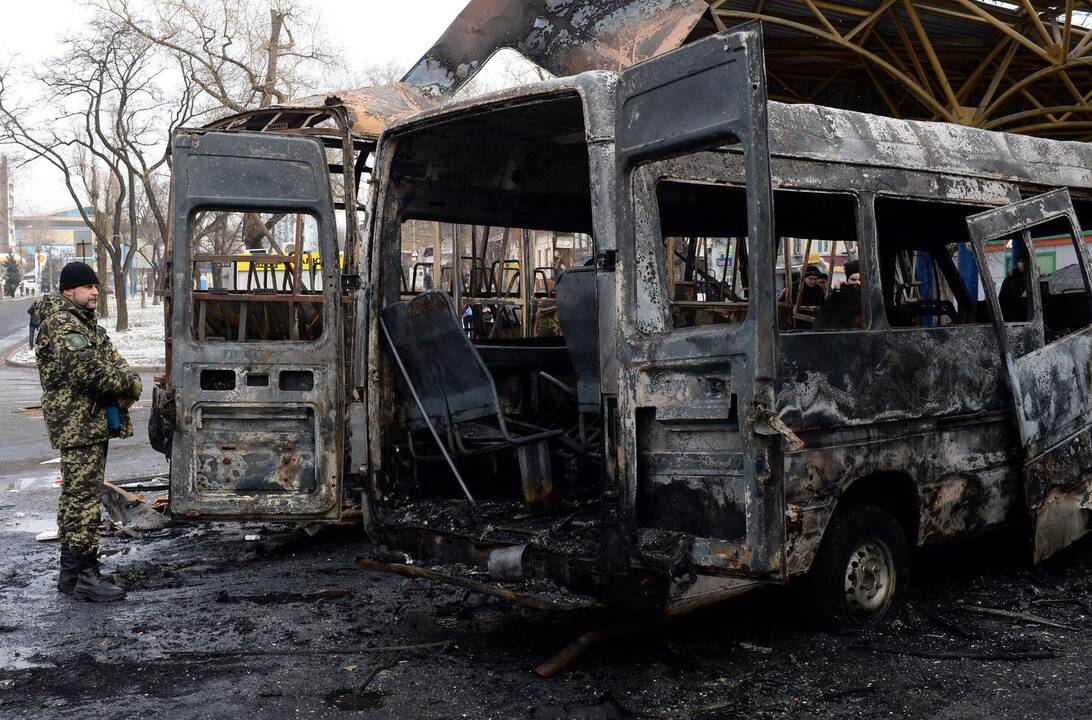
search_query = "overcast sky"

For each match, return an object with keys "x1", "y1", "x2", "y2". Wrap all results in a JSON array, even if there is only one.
[{"x1": 0, "y1": 0, "x2": 467, "y2": 214}]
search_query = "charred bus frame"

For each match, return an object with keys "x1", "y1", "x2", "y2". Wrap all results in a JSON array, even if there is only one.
[{"x1": 162, "y1": 26, "x2": 1092, "y2": 624}]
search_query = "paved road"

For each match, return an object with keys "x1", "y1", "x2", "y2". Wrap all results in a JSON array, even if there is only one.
[
  {"x1": 1, "y1": 293, "x2": 165, "y2": 491},
  {"x1": 0, "y1": 363, "x2": 167, "y2": 532},
  {"x1": 0, "y1": 295, "x2": 36, "y2": 345}
]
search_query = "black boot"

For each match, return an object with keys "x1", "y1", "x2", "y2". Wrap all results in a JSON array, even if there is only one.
[
  {"x1": 58, "y1": 546, "x2": 80, "y2": 595},
  {"x1": 73, "y1": 553, "x2": 126, "y2": 602}
]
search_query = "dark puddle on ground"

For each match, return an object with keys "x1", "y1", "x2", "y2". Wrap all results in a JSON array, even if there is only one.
[{"x1": 324, "y1": 687, "x2": 387, "y2": 711}]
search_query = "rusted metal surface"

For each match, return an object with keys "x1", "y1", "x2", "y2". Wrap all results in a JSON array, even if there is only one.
[
  {"x1": 205, "y1": 83, "x2": 438, "y2": 140},
  {"x1": 403, "y1": 0, "x2": 710, "y2": 93},
  {"x1": 367, "y1": 26, "x2": 1092, "y2": 611},
  {"x1": 615, "y1": 28, "x2": 785, "y2": 581},
  {"x1": 355, "y1": 557, "x2": 601, "y2": 611},
  {"x1": 167, "y1": 132, "x2": 344, "y2": 521},
  {"x1": 767, "y1": 102, "x2": 1092, "y2": 188},
  {"x1": 284, "y1": 83, "x2": 440, "y2": 138}
]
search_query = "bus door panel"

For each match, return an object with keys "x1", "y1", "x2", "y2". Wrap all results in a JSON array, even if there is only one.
[
  {"x1": 967, "y1": 189, "x2": 1092, "y2": 562},
  {"x1": 169, "y1": 131, "x2": 344, "y2": 521},
  {"x1": 615, "y1": 25, "x2": 785, "y2": 579}
]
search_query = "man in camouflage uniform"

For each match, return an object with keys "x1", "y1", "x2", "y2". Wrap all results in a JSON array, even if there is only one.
[{"x1": 35, "y1": 262, "x2": 142, "y2": 602}]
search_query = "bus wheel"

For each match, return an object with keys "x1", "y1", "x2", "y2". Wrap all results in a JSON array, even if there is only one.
[{"x1": 803, "y1": 503, "x2": 910, "y2": 627}]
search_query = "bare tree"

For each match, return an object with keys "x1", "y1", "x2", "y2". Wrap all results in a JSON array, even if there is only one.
[
  {"x1": 0, "y1": 16, "x2": 195, "y2": 329},
  {"x1": 356, "y1": 60, "x2": 408, "y2": 88},
  {"x1": 313, "y1": 58, "x2": 409, "y2": 102},
  {"x1": 100, "y1": 0, "x2": 338, "y2": 287},
  {"x1": 134, "y1": 172, "x2": 170, "y2": 304},
  {"x1": 0, "y1": 68, "x2": 114, "y2": 318},
  {"x1": 99, "y1": 0, "x2": 334, "y2": 114}
]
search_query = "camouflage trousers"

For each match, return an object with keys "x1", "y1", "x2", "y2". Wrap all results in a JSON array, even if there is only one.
[{"x1": 58, "y1": 442, "x2": 108, "y2": 555}]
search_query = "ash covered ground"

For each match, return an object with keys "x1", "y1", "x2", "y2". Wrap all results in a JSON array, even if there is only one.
[
  {"x1": 1, "y1": 356, "x2": 1090, "y2": 719},
  {"x1": 2, "y1": 513, "x2": 1090, "y2": 720}
]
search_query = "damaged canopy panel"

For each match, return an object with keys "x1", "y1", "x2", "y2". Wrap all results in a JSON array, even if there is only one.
[
  {"x1": 403, "y1": 0, "x2": 713, "y2": 93},
  {"x1": 204, "y1": 82, "x2": 440, "y2": 140}
]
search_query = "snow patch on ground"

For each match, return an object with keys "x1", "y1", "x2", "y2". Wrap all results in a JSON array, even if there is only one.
[{"x1": 11, "y1": 301, "x2": 166, "y2": 369}]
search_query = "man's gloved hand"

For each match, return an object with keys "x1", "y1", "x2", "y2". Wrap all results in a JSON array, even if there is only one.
[{"x1": 121, "y1": 373, "x2": 143, "y2": 409}]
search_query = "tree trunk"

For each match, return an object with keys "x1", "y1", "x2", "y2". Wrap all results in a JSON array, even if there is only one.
[
  {"x1": 112, "y1": 248, "x2": 128, "y2": 331},
  {"x1": 242, "y1": 213, "x2": 265, "y2": 250},
  {"x1": 127, "y1": 167, "x2": 141, "y2": 317},
  {"x1": 96, "y1": 241, "x2": 110, "y2": 319},
  {"x1": 151, "y1": 265, "x2": 161, "y2": 305},
  {"x1": 259, "y1": 10, "x2": 286, "y2": 108}
]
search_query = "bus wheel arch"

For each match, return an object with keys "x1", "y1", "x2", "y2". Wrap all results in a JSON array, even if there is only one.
[
  {"x1": 837, "y1": 471, "x2": 920, "y2": 547},
  {"x1": 799, "y1": 471, "x2": 918, "y2": 627}
]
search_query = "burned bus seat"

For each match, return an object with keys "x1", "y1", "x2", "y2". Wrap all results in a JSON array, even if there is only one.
[
  {"x1": 555, "y1": 268, "x2": 600, "y2": 414},
  {"x1": 380, "y1": 290, "x2": 562, "y2": 504},
  {"x1": 537, "y1": 267, "x2": 601, "y2": 451},
  {"x1": 887, "y1": 299, "x2": 960, "y2": 327},
  {"x1": 489, "y1": 303, "x2": 523, "y2": 338}
]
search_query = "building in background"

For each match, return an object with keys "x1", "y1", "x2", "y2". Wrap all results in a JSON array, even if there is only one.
[
  {"x1": 12, "y1": 207, "x2": 154, "y2": 295},
  {"x1": 13, "y1": 207, "x2": 88, "y2": 289},
  {"x1": 14, "y1": 207, "x2": 94, "y2": 254}
]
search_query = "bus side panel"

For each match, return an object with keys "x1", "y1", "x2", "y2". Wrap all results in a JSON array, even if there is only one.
[{"x1": 777, "y1": 325, "x2": 1039, "y2": 574}]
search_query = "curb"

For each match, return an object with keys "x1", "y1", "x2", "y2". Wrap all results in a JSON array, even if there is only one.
[
  {"x1": 4, "y1": 339, "x2": 165, "y2": 374},
  {"x1": 3, "y1": 339, "x2": 33, "y2": 368}
]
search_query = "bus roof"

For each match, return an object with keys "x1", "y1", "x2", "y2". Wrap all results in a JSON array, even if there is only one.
[
  {"x1": 768, "y1": 101, "x2": 1092, "y2": 191},
  {"x1": 381, "y1": 71, "x2": 1092, "y2": 194}
]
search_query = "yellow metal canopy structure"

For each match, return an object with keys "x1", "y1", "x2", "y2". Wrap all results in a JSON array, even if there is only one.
[
  {"x1": 707, "y1": 1, "x2": 1092, "y2": 138},
  {"x1": 209, "y1": 2, "x2": 1090, "y2": 142}
]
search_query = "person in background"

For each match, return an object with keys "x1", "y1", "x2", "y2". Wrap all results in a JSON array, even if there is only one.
[
  {"x1": 28, "y1": 298, "x2": 41, "y2": 349},
  {"x1": 798, "y1": 266, "x2": 826, "y2": 306},
  {"x1": 814, "y1": 259, "x2": 864, "y2": 330},
  {"x1": 999, "y1": 252, "x2": 1029, "y2": 322},
  {"x1": 552, "y1": 251, "x2": 568, "y2": 276},
  {"x1": 462, "y1": 304, "x2": 476, "y2": 339},
  {"x1": 843, "y1": 259, "x2": 862, "y2": 287}
]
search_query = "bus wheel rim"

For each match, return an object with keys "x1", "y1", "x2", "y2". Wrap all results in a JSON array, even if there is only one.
[{"x1": 843, "y1": 535, "x2": 895, "y2": 621}]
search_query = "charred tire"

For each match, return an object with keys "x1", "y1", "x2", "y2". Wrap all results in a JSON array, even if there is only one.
[{"x1": 801, "y1": 503, "x2": 910, "y2": 628}]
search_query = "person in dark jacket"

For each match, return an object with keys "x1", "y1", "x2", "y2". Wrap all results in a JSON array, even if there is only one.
[
  {"x1": 815, "y1": 259, "x2": 864, "y2": 330},
  {"x1": 798, "y1": 265, "x2": 826, "y2": 306},
  {"x1": 35, "y1": 262, "x2": 141, "y2": 602},
  {"x1": 780, "y1": 265, "x2": 825, "y2": 306},
  {"x1": 999, "y1": 253, "x2": 1029, "y2": 322},
  {"x1": 842, "y1": 259, "x2": 861, "y2": 287},
  {"x1": 28, "y1": 299, "x2": 41, "y2": 348}
]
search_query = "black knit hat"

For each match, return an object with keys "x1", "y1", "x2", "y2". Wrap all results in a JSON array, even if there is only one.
[{"x1": 59, "y1": 261, "x2": 100, "y2": 291}]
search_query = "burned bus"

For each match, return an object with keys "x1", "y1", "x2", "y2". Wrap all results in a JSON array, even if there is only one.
[{"x1": 160, "y1": 26, "x2": 1092, "y2": 625}]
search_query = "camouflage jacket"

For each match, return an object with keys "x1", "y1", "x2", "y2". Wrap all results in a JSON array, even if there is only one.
[{"x1": 34, "y1": 293, "x2": 140, "y2": 449}]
